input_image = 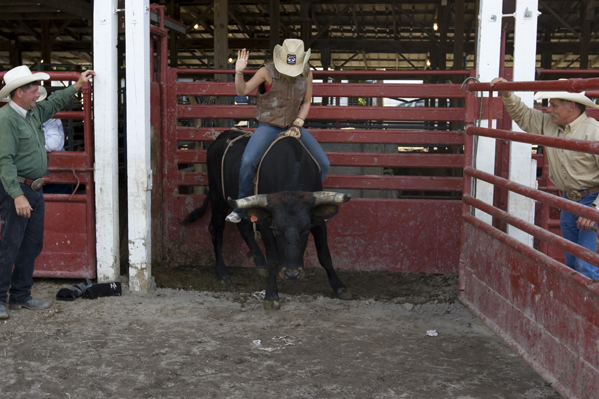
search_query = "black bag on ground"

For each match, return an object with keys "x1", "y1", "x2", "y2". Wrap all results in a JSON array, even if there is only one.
[
  {"x1": 84, "y1": 282, "x2": 122, "y2": 299},
  {"x1": 56, "y1": 278, "x2": 93, "y2": 301}
]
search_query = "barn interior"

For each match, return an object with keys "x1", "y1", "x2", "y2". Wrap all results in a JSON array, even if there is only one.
[{"x1": 0, "y1": 1, "x2": 597, "y2": 71}]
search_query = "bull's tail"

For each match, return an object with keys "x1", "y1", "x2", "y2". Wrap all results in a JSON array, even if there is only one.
[{"x1": 181, "y1": 193, "x2": 210, "y2": 225}]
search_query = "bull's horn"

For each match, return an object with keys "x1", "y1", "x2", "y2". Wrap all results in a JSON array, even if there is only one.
[
  {"x1": 313, "y1": 191, "x2": 351, "y2": 205},
  {"x1": 228, "y1": 194, "x2": 269, "y2": 209}
]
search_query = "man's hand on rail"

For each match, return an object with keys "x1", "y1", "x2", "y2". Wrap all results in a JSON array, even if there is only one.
[
  {"x1": 577, "y1": 215, "x2": 597, "y2": 232},
  {"x1": 489, "y1": 77, "x2": 512, "y2": 98}
]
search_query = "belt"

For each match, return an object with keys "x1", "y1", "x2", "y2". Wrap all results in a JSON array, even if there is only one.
[
  {"x1": 17, "y1": 176, "x2": 45, "y2": 191},
  {"x1": 564, "y1": 187, "x2": 599, "y2": 202}
]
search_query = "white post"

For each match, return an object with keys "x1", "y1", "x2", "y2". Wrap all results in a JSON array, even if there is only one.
[
  {"x1": 93, "y1": 0, "x2": 120, "y2": 282},
  {"x1": 508, "y1": 0, "x2": 539, "y2": 246},
  {"x1": 474, "y1": 0, "x2": 503, "y2": 225},
  {"x1": 125, "y1": 0, "x2": 153, "y2": 292}
]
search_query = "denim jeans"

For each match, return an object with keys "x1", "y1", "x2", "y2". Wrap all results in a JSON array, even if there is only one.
[
  {"x1": 560, "y1": 191, "x2": 599, "y2": 279},
  {"x1": 0, "y1": 182, "x2": 45, "y2": 304},
  {"x1": 237, "y1": 123, "x2": 330, "y2": 201}
]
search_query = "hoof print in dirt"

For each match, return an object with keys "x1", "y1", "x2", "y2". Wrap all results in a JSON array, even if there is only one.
[{"x1": 263, "y1": 300, "x2": 281, "y2": 310}]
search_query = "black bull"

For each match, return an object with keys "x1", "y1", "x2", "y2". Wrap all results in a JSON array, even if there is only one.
[{"x1": 181, "y1": 130, "x2": 351, "y2": 309}]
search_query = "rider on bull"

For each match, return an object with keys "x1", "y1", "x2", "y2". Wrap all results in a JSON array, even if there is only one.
[{"x1": 226, "y1": 38, "x2": 330, "y2": 223}]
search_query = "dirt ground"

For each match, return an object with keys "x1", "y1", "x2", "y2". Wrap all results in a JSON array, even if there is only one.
[{"x1": 0, "y1": 264, "x2": 561, "y2": 399}]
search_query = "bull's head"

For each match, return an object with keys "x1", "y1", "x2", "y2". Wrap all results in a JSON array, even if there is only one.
[{"x1": 228, "y1": 191, "x2": 350, "y2": 280}]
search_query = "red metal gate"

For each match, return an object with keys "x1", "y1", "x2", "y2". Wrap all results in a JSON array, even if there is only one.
[
  {"x1": 0, "y1": 71, "x2": 95, "y2": 278},
  {"x1": 159, "y1": 68, "x2": 500, "y2": 274},
  {"x1": 461, "y1": 77, "x2": 599, "y2": 399}
]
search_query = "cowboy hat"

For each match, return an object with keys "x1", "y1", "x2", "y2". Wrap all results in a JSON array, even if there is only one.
[
  {"x1": 534, "y1": 91, "x2": 598, "y2": 108},
  {"x1": 272, "y1": 39, "x2": 311, "y2": 77},
  {"x1": 0, "y1": 65, "x2": 49, "y2": 101},
  {"x1": 0, "y1": 86, "x2": 46, "y2": 103}
]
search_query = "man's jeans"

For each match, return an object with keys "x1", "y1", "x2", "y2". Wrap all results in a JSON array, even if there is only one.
[
  {"x1": 560, "y1": 191, "x2": 599, "y2": 279},
  {"x1": 237, "y1": 123, "x2": 330, "y2": 201},
  {"x1": 0, "y1": 182, "x2": 45, "y2": 304}
]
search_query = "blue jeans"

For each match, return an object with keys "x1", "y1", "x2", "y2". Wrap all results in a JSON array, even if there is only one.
[
  {"x1": 560, "y1": 191, "x2": 599, "y2": 279},
  {"x1": 0, "y1": 182, "x2": 45, "y2": 304},
  {"x1": 236, "y1": 123, "x2": 330, "y2": 201}
]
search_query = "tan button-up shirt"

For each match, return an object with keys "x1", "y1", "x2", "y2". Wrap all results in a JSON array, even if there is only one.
[{"x1": 502, "y1": 93, "x2": 599, "y2": 206}]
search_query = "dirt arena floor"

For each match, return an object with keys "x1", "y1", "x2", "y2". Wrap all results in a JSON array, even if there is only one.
[{"x1": 0, "y1": 264, "x2": 562, "y2": 399}]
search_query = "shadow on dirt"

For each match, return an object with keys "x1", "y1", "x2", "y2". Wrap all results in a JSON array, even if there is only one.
[{"x1": 153, "y1": 263, "x2": 459, "y2": 305}]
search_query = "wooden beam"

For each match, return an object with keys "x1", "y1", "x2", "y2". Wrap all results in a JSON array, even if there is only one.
[
  {"x1": 538, "y1": 0, "x2": 582, "y2": 41},
  {"x1": 51, "y1": 19, "x2": 74, "y2": 41},
  {"x1": 41, "y1": 20, "x2": 51, "y2": 64},
  {"x1": 269, "y1": 0, "x2": 280, "y2": 51},
  {"x1": 307, "y1": 0, "x2": 358, "y2": 47},
  {"x1": 22, "y1": 0, "x2": 93, "y2": 20},
  {"x1": 453, "y1": 0, "x2": 465, "y2": 71},
  {"x1": 229, "y1": 7, "x2": 254, "y2": 38}
]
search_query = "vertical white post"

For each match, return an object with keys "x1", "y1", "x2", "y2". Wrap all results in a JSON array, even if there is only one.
[
  {"x1": 93, "y1": 0, "x2": 120, "y2": 282},
  {"x1": 474, "y1": 0, "x2": 503, "y2": 225},
  {"x1": 508, "y1": 0, "x2": 539, "y2": 246},
  {"x1": 125, "y1": 0, "x2": 153, "y2": 292}
]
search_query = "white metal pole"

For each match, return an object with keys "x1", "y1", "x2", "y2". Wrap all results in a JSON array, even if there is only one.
[
  {"x1": 507, "y1": 0, "x2": 539, "y2": 246},
  {"x1": 474, "y1": 0, "x2": 503, "y2": 225},
  {"x1": 93, "y1": 0, "x2": 120, "y2": 282},
  {"x1": 125, "y1": 0, "x2": 153, "y2": 292}
]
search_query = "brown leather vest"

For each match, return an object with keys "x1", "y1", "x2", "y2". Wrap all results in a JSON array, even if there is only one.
[{"x1": 255, "y1": 64, "x2": 307, "y2": 128}]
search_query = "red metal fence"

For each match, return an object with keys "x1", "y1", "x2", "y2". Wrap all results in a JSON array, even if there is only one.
[
  {"x1": 161, "y1": 69, "x2": 492, "y2": 273},
  {"x1": 461, "y1": 77, "x2": 599, "y2": 399},
  {"x1": 0, "y1": 71, "x2": 95, "y2": 278}
]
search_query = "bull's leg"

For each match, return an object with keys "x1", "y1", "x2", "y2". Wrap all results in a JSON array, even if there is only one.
[
  {"x1": 209, "y1": 201, "x2": 229, "y2": 280},
  {"x1": 236, "y1": 221, "x2": 268, "y2": 277},
  {"x1": 311, "y1": 221, "x2": 351, "y2": 299},
  {"x1": 261, "y1": 228, "x2": 281, "y2": 310}
]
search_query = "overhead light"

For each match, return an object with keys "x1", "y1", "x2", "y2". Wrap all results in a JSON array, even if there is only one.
[
  {"x1": 40, "y1": 59, "x2": 44, "y2": 63},
  {"x1": 433, "y1": 23, "x2": 438, "y2": 31},
  {"x1": 228, "y1": 57, "x2": 234, "y2": 63},
  {"x1": 194, "y1": 23, "x2": 199, "y2": 30},
  {"x1": 426, "y1": 59, "x2": 431, "y2": 67}
]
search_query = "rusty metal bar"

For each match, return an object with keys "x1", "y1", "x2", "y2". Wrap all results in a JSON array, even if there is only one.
[
  {"x1": 466, "y1": 125, "x2": 599, "y2": 154},
  {"x1": 173, "y1": 68, "x2": 472, "y2": 78},
  {"x1": 464, "y1": 194, "x2": 599, "y2": 267},
  {"x1": 466, "y1": 77, "x2": 599, "y2": 93},
  {"x1": 177, "y1": 104, "x2": 467, "y2": 121},
  {"x1": 464, "y1": 166, "x2": 599, "y2": 222},
  {"x1": 176, "y1": 127, "x2": 465, "y2": 145}
]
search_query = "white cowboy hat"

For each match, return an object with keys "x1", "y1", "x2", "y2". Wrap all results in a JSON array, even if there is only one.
[
  {"x1": 0, "y1": 86, "x2": 46, "y2": 103},
  {"x1": 534, "y1": 91, "x2": 598, "y2": 108},
  {"x1": 0, "y1": 65, "x2": 50, "y2": 101},
  {"x1": 272, "y1": 39, "x2": 311, "y2": 77}
]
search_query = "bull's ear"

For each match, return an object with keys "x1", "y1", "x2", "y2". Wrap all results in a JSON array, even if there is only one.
[
  {"x1": 242, "y1": 208, "x2": 271, "y2": 223},
  {"x1": 312, "y1": 204, "x2": 339, "y2": 221}
]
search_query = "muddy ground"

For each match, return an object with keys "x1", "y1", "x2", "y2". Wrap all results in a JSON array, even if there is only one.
[{"x1": 0, "y1": 264, "x2": 561, "y2": 399}]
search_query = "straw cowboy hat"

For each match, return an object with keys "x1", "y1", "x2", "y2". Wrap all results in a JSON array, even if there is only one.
[
  {"x1": 273, "y1": 39, "x2": 311, "y2": 77},
  {"x1": 534, "y1": 91, "x2": 598, "y2": 108},
  {"x1": 0, "y1": 65, "x2": 49, "y2": 102}
]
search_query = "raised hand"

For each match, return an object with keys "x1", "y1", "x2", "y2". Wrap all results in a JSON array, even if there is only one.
[{"x1": 236, "y1": 49, "x2": 249, "y2": 74}]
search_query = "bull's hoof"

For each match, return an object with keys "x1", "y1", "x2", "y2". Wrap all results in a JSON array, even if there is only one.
[
  {"x1": 263, "y1": 300, "x2": 280, "y2": 310},
  {"x1": 256, "y1": 268, "x2": 268, "y2": 278},
  {"x1": 335, "y1": 287, "x2": 352, "y2": 300}
]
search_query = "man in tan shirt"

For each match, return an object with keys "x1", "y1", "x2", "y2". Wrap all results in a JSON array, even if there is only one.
[{"x1": 491, "y1": 77, "x2": 599, "y2": 280}]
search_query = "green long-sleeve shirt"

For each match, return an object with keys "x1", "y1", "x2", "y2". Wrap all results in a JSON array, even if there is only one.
[{"x1": 0, "y1": 85, "x2": 78, "y2": 198}]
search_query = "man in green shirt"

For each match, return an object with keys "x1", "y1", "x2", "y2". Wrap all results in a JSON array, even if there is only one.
[{"x1": 0, "y1": 66, "x2": 95, "y2": 319}]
